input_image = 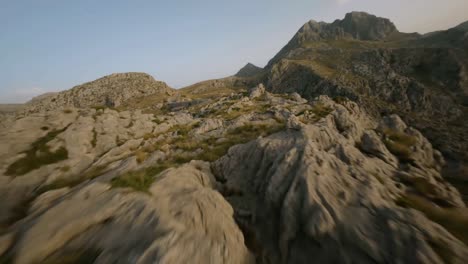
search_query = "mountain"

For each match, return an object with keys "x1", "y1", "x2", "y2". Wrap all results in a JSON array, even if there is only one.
[
  {"x1": 22, "y1": 72, "x2": 174, "y2": 114},
  {"x1": 262, "y1": 13, "x2": 468, "y2": 165},
  {"x1": 1, "y1": 12, "x2": 468, "y2": 264},
  {"x1": 235, "y1": 63, "x2": 263, "y2": 77},
  {"x1": 268, "y1": 12, "x2": 399, "y2": 66}
]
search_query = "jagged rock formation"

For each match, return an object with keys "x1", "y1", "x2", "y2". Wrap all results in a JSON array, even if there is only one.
[
  {"x1": 235, "y1": 63, "x2": 264, "y2": 78},
  {"x1": 22, "y1": 73, "x2": 174, "y2": 114}
]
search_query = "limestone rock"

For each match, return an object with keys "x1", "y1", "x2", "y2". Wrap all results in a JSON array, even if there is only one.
[{"x1": 249, "y1": 83, "x2": 266, "y2": 99}]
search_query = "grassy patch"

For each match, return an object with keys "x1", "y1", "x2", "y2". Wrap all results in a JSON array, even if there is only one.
[
  {"x1": 111, "y1": 164, "x2": 171, "y2": 192},
  {"x1": 113, "y1": 122, "x2": 286, "y2": 192},
  {"x1": 397, "y1": 194, "x2": 468, "y2": 245},
  {"x1": 382, "y1": 129, "x2": 417, "y2": 162},
  {"x1": 6, "y1": 128, "x2": 69, "y2": 176},
  {"x1": 194, "y1": 123, "x2": 286, "y2": 162}
]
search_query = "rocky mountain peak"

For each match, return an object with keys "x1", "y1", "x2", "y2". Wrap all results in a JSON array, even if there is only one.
[
  {"x1": 334, "y1": 11, "x2": 398, "y2": 40},
  {"x1": 235, "y1": 63, "x2": 263, "y2": 77},
  {"x1": 267, "y1": 12, "x2": 399, "y2": 66}
]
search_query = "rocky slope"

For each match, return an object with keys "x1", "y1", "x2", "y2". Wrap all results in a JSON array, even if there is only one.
[
  {"x1": 21, "y1": 73, "x2": 174, "y2": 114},
  {"x1": 1, "y1": 83, "x2": 468, "y2": 263}
]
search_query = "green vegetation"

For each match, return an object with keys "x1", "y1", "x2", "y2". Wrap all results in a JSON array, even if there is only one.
[
  {"x1": 113, "y1": 122, "x2": 286, "y2": 192},
  {"x1": 397, "y1": 194, "x2": 468, "y2": 246},
  {"x1": 382, "y1": 129, "x2": 417, "y2": 162},
  {"x1": 195, "y1": 123, "x2": 285, "y2": 162},
  {"x1": 6, "y1": 128, "x2": 69, "y2": 176},
  {"x1": 111, "y1": 164, "x2": 171, "y2": 192}
]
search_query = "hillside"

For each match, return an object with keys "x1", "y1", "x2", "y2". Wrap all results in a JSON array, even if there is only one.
[{"x1": 22, "y1": 72, "x2": 174, "y2": 114}]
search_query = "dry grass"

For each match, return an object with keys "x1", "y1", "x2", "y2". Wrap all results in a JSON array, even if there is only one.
[
  {"x1": 397, "y1": 194, "x2": 468, "y2": 245},
  {"x1": 383, "y1": 129, "x2": 417, "y2": 162}
]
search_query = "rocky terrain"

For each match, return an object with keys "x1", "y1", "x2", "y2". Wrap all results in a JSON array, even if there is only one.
[{"x1": 1, "y1": 11, "x2": 468, "y2": 264}]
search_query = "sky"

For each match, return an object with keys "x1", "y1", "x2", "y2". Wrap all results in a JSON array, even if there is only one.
[{"x1": 1, "y1": 0, "x2": 467, "y2": 103}]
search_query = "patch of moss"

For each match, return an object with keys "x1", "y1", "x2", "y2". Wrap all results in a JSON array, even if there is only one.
[{"x1": 6, "y1": 128, "x2": 69, "y2": 176}]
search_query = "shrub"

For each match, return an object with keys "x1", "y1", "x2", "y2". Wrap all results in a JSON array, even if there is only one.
[{"x1": 6, "y1": 128, "x2": 69, "y2": 176}]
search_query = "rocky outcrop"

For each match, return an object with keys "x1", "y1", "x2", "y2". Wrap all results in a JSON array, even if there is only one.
[
  {"x1": 22, "y1": 73, "x2": 173, "y2": 113},
  {"x1": 7, "y1": 162, "x2": 253, "y2": 264},
  {"x1": 213, "y1": 96, "x2": 467, "y2": 263}
]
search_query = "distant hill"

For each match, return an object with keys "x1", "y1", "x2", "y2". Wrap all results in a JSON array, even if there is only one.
[{"x1": 23, "y1": 72, "x2": 174, "y2": 113}]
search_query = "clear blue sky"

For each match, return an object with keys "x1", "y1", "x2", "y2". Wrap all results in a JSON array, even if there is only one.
[{"x1": 1, "y1": 0, "x2": 467, "y2": 103}]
